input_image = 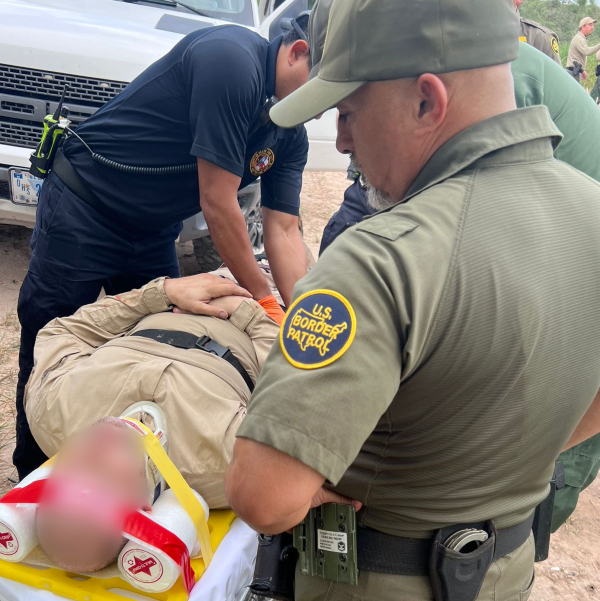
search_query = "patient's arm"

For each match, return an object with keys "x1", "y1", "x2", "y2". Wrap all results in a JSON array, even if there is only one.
[
  {"x1": 28, "y1": 276, "x2": 249, "y2": 404},
  {"x1": 224, "y1": 299, "x2": 282, "y2": 371}
]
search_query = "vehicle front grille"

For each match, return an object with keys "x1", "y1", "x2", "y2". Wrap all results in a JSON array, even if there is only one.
[
  {"x1": 0, "y1": 121, "x2": 42, "y2": 149},
  {"x1": 0, "y1": 64, "x2": 127, "y2": 106},
  {"x1": 0, "y1": 64, "x2": 127, "y2": 149}
]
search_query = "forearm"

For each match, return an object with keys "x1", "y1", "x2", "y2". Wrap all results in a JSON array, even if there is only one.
[
  {"x1": 225, "y1": 438, "x2": 324, "y2": 535},
  {"x1": 586, "y1": 42, "x2": 600, "y2": 55},
  {"x1": 37, "y1": 279, "x2": 171, "y2": 348},
  {"x1": 202, "y1": 195, "x2": 271, "y2": 300},
  {"x1": 563, "y1": 389, "x2": 600, "y2": 451},
  {"x1": 263, "y1": 210, "x2": 307, "y2": 307}
]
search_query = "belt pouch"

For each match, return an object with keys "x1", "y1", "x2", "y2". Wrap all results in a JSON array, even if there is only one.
[
  {"x1": 249, "y1": 532, "x2": 298, "y2": 601},
  {"x1": 429, "y1": 523, "x2": 496, "y2": 601}
]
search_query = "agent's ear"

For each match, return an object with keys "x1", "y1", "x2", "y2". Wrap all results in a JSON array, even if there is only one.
[
  {"x1": 414, "y1": 73, "x2": 448, "y2": 132},
  {"x1": 288, "y1": 39, "x2": 310, "y2": 65}
]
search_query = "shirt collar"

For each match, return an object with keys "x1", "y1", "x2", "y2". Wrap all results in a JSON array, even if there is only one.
[
  {"x1": 266, "y1": 35, "x2": 283, "y2": 99},
  {"x1": 404, "y1": 106, "x2": 562, "y2": 201}
]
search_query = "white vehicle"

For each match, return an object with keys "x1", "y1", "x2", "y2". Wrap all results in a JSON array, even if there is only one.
[{"x1": 0, "y1": 0, "x2": 345, "y2": 268}]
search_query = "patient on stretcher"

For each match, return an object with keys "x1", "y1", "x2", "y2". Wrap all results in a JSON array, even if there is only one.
[{"x1": 19, "y1": 271, "x2": 282, "y2": 573}]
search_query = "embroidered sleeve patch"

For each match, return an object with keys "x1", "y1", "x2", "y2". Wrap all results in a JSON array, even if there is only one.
[
  {"x1": 280, "y1": 290, "x2": 356, "y2": 369},
  {"x1": 551, "y1": 36, "x2": 560, "y2": 56}
]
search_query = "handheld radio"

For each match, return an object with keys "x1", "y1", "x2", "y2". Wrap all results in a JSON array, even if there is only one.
[{"x1": 29, "y1": 84, "x2": 71, "y2": 179}]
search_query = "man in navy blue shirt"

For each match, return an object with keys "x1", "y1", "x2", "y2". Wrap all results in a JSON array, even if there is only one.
[{"x1": 15, "y1": 22, "x2": 312, "y2": 478}]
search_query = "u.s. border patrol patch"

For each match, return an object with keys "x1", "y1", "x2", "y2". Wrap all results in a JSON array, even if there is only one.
[
  {"x1": 250, "y1": 149, "x2": 275, "y2": 176},
  {"x1": 280, "y1": 290, "x2": 356, "y2": 370},
  {"x1": 551, "y1": 36, "x2": 560, "y2": 56}
]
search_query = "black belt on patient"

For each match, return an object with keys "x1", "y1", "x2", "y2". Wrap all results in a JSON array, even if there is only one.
[{"x1": 132, "y1": 329, "x2": 254, "y2": 393}]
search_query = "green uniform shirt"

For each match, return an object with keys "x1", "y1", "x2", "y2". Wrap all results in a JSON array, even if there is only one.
[
  {"x1": 520, "y1": 17, "x2": 561, "y2": 65},
  {"x1": 239, "y1": 106, "x2": 600, "y2": 538},
  {"x1": 513, "y1": 42, "x2": 600, "y2": 183}
]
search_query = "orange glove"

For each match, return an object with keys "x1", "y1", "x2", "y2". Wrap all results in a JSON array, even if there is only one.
[{"x1": 258, "y1": 295, "x2": 286, "y2": 325}]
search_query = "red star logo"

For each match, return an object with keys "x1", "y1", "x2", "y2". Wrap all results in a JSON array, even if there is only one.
[
  {"x1": 0, "y1": 532, "x2": 14, "y2": 549},
  {"x1": 129, "y1": 555, "x2": 158, "y2": 577}
]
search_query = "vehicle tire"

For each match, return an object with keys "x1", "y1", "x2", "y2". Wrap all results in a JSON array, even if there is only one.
[{"x1": 192, "y1": 205, "x2": 265, "y2": 272}]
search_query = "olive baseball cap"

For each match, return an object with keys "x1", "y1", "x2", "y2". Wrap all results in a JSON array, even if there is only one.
[
  {"x1": 579, "y1": 16, "x2": 597, "y2": 28},
  {"x1": 272, "y1": 0, "x2": 520, "y2": 128},
  {"x1": 307, "y1": 0, "x2": 334, "y2": 80}
]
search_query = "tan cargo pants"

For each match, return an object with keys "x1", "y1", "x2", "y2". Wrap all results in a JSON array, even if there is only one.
[{"x1": 295, "y1": 534, "x2": 535, "y2": 601}]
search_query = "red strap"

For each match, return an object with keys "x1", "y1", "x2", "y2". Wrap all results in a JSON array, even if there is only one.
[
  {"x1": 0, "y1": 479, "x2": 46, "y2": 505},
  {"x1": 124, "y1": 511, "x2": 196, "y2": 594},
  {"x1": 1, "y1": 479, "x2": 196, "y2": 594}
]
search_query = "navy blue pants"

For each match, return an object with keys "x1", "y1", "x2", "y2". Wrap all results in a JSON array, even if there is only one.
[{"x1": 15, "y1": 172, "x2": 181, "y2": 479}]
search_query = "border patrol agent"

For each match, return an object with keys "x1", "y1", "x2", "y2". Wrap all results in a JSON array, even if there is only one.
[
  {"x1": 567, "y1": 17, "x2": 600, "y2": 81},
  {"x1": 320, "y1": 41, "x2": 600, "y2": 536},
  {"x1": 15, "y1": 22, "x2": 313, "y2": 480},
  {"x1": 520, "y1": 19, "x2": 561, "y2": 64},
  {"x1": 225, "y1": 1, "x2": 600, "y2": 600},
  {"x1": 516, "y1": 0, "x2": 561, "y2": 64}
]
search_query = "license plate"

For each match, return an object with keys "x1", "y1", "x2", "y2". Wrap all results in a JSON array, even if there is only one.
[{"x1": 8, "y1": 167, "x2": 43, "y2": 206}]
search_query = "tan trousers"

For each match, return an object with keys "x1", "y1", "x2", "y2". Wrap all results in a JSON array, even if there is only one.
[{"x1": 295, "y1": 534, "x2": 535, "y2": 601}]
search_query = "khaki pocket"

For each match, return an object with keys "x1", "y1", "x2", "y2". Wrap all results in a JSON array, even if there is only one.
[{"x1": 520, "y1": 571, "x2": 535, "y2": 601}]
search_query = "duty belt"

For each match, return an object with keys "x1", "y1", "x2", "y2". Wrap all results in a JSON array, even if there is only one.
[
  {"x1": 357, "y1": 512, "x2": 534, "y2": 576},
  {"x1": 132, "y1": 329, "x2": 254, "y2": 393}
]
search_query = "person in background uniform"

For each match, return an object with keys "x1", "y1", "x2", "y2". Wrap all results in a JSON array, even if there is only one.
[
  {"x1": 567, "y1": 17, "x2": 600, "y2": 81},
  {"x1": 320, "y1": 41, "x2": 600, "y2": 534},
  {"x1": 224, "y1": 1, "x2": 600, "y2": 600},
  {"x1": 23, "y1": 272, "x2": 281, "y2": 572},
  {"x1": 15, "y1": 20, "x2": 313, "y2": 480},
  {"x1": 515, "y1": 0, "x2": 562, "y2": 65}
]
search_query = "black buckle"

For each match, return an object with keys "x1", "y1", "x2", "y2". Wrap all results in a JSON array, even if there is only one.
[{"x1": 196, "y1": 335, "x2": 227, "y2": 358}]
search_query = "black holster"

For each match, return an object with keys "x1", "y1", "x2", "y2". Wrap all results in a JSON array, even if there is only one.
[
  {"x1": 249, "y1": 533, "x2": 298, "y2": 601},
  {"x1": 532, "y1": 461, "x2": 564, "y2": 562},
  {"x1": 429, "y1": 522, "x2": 496, "y2": 601}
]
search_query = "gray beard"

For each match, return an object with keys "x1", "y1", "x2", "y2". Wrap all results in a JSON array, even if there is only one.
[
  {"x1": 365, "y1": 184, "x2": 397, "y2": 211},
  {"x1": 351, "y1": 154, "x2": 397, "y2": 212}
]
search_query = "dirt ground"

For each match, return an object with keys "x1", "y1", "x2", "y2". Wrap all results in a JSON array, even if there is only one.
[{"x1": 0, "y1": 171, "x2": 598, "y2": 599}]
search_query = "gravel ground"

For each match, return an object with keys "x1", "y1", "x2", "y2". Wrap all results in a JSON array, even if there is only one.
[{"x1": 0, "y1": 171, "x2": 598, "y2": 599}]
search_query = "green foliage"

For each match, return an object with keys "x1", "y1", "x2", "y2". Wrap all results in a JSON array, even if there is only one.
[{"x1": 520, "y1": 0, "x2": 600, "y2": 48}]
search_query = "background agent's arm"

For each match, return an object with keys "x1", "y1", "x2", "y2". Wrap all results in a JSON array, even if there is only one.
[
  {"x1": 563, "y1": 388, "x2": 600, "y2": 451},
  {"x1": 262, "y1": 207, "x2": 307, "y2": 307},
  {"x1": 198, "y1": 158, "x2": 272, "y2": 301}
]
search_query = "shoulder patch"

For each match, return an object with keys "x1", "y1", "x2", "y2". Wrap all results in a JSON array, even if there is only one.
[
  {"x1": 357, "y1": 217, "x2": 418, "y2": 241},
  {"x1": 250, "y1": 149, "x2": 275, "y2": 176},
  {"x1": 280, "y1": 290, "x2": 356, "y2": 370},
  {"x1": 551, "y1": 35, "x2": 560, "y2": 56}
]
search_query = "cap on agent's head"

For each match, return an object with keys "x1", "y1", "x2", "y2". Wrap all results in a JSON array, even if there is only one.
[
  {"x1": 579, "y1": 16, "x2": 597, "y2": 29},
  {"x1": 272, "y1": 0, "x2": 520, "y2": 129},
  {"x1": 307, "y1": 0, "x2": 334, "y2": 81}
]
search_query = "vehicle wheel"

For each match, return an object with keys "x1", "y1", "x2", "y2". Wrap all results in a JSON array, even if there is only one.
[{"x1": 192, "y1": 207, "x2": 265, "y2": 272}]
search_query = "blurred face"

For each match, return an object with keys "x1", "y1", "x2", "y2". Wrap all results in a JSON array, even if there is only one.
[
  {"x1": 582, "y1": 22, "x2": 595, "y2": 36},
  {"x1": 514, "y1": 0, "x2": 523, "y2": 8},
  {"x1": 336, "y1": 80, "x2": 421, "y2": 205},
  {"x1": 36, "y1": 419, "x2": 148, "y2": 572}
]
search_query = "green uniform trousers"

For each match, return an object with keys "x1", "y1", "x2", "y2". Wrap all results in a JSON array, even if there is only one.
[
  {"x1": 553, "y1": 433, "x2": 600, "y2": 532},
  {"x1": 295, "y1": 534, "x2": 535, "y2": 601}
]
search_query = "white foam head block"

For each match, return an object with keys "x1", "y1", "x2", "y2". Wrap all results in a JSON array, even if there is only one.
[
  {"x1": 118, "y1": 489, "x2": 209, "y2": 593},
  {"x1": 0, "y1": 465, "x2": 52, "y2": 563}
]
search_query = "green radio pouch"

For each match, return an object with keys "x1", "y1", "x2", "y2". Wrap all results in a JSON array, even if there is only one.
[{"x1": 293, "y1": 503, "x2": 358, "y2": 586}]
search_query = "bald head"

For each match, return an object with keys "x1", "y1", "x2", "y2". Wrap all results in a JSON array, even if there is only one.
[
  {"x1": 336, "y1": 63, "x2": 516, "y2": 206},
  {"x1": 36, "y1": 419, "x2": 148, "y2": 573}
]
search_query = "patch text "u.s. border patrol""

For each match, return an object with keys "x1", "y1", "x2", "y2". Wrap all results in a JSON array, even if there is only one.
[{"x1": 280, "y1": 290, "x2": 356, "y2": 369}]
